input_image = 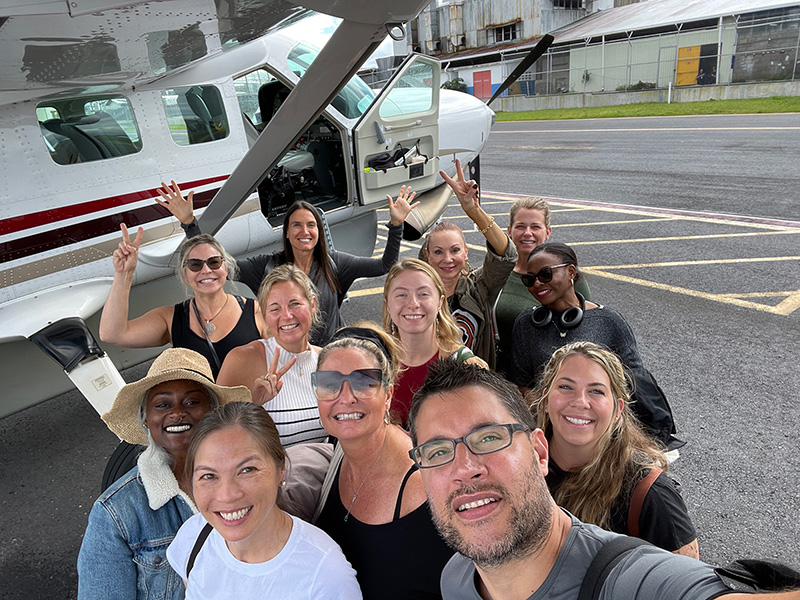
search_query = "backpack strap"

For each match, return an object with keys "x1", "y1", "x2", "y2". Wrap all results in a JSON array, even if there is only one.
[
  {"x1": 578, "y1": 536, "x2": 650, "y2": 600},
  {"x1": 186, "y1": 522, "x2": 213, "y2": 579},
  {"x1": 312, "y1": 443, "x2": 344, "y2": 524},
  {"x1": 627, "y1": 466, "x2": 662, "y2": 538}
]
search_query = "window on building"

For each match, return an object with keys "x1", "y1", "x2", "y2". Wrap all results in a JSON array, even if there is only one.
[
  {"x1": 494, "y1": 24, "x2": 518, "y2": 43},
  {"x1": 161, "y1": 85, "x2": 229, "y2": 146},
  {"x1": 37, "y1": 95, "x2": 142, "y2": 165},
  {"x1": 553, "y1": 0, "x2": 583, "y2": 8}
]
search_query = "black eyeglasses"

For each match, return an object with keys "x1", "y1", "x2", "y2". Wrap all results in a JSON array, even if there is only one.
[
  {"x1": 409, "y1": 423, "x2": 530, "y2": 469},
  {"x1": 311, "y1": 369, "x2": 385, "y2": 401},
  {"x1": 183, "y1": 256, "x2": 224, "y2": 272},
  {"x1": 520, "y1": 263, "x2": 569, "y2": 288}
]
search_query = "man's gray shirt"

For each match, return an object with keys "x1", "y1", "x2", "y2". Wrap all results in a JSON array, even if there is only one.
[{"x1": 441, "y1": 515, "x2": 731, "y2": 600}]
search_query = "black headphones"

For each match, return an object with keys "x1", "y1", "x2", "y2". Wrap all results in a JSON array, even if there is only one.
[{"x1": 531, "y1": 292, "x2": 586, "y2": 331}]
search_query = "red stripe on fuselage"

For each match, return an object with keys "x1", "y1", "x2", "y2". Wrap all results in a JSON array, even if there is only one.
[
  {"x1": 0, "y1": 190, "x2": 217, "y2": 264},
  {"x1": 0, "y1": 175, "x2": 228, "y2": 236}
]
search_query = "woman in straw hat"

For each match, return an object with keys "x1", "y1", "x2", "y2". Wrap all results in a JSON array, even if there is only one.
[{"x1": 77, "y1": 348, "x2": 251, "y2": 600}]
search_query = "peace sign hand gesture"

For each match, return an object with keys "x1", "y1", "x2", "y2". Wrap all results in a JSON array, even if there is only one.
[
  {"x1": 112, "y1": 223, "x2": 144, "y2": 275},
  {"x1": 439, "y1": 158, "x2": 480, "y2": 215},
  {"x1": 387, "y1": 185, "x2": 421, "y2": 225},
  {"x1": 253, "y1": 347, "x2": 298, "y2": 405},
  {"x1": 155, "y1": 180, "x2": 195, "y2": 225}
]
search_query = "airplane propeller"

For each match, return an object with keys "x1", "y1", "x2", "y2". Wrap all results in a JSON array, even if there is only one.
[{"x1": 487, "y1": 34, "x2": 554, "y2": 106}]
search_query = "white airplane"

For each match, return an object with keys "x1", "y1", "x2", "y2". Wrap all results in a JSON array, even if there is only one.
[{"x1": 0, "y1": 0, "x2": 497, "y2": 419}]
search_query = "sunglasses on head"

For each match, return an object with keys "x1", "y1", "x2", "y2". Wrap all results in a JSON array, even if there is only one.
[
  {"x1": 311, "y1": 369, "x2": 385, "y2": 401},
  {"x1": 520, "y1": 263, "x2": 570, "y2": 288},
  {"x1": 183, "y1": 256, "x2": 224, "y2": 272}
]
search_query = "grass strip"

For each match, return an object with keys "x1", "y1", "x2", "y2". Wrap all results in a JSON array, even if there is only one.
[{"x1": 495, "y1": 96, "x2": 800, "y2": 121}]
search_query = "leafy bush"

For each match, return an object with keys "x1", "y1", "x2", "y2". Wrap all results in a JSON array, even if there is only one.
[{"x1": 441, "y1": 77, "x2": 467, "y2": 93}]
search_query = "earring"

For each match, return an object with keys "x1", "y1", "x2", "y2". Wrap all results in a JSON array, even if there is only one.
[
  {"x1": 281, "y1": 479, "x2": 286, "y2": 487},
  {"x1": 391, "y1": 322, "x2": 398, "y2": 336},
  {"x1": 570, "y1": 277, "x2": 574, "y2": 285},
  {"x1": 384, "y1": 409, "x2": 391, "y2": 425},
  {"x1": 461, "y1": 261, "x2": 472, "y2": 277},
  {"x1": 435, "y1": 313, "x2": 440, "y2": 334}
]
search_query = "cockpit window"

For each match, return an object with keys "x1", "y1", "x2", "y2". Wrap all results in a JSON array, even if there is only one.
[
  {"x1": 234, "y1": 69, "x2": 281, "y2": 130},
  {"x1": 36, "y1": 96, "x2": 142, "y2": 165},
  {"x1": 287, "y1": 43, "x2": 376, "y2": 119},
  {"x1": 161, "y1": 85, "x2": 230, "y2": 146}
]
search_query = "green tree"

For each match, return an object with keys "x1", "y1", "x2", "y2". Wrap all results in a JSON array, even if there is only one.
[{"x1": 441, "y1": 77, "x2": 467, "y2": 93}]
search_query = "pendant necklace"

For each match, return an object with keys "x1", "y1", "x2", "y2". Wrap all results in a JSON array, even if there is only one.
[
  {"x1": 196, "y1": 294, "x2": 229, "y2": 335},
  {"x1": 344, "y1": 434, "x2": 388, "y2": 522},
  {"x1": 553, "y1": 320, "x2": 567, "y2": 338}
]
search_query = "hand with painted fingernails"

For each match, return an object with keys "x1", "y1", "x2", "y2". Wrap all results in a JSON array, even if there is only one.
[
  {"x1": 155, "y1": 180, "x2": 195, "y2": 225},
  {"x1": 439, "y1": 158, "x2": 480, "y2": 215},
  {"x1": 253, "y1": 346, "x2": 298, "y2": 405},
  {"x1": 387, "y1": 185, "x2": 421, "y2": 225},
  {"x1": 112, "y1": 223, "x2": 144, "y2": 275}
]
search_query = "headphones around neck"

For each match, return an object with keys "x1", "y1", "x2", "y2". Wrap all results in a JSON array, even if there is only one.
[{"x1": 531, "y1": 292, "x2": 586, "y2": 331}]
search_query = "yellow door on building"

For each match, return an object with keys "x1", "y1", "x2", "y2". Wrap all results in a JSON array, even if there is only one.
[{"x1": 676, "y1": 46, "x2": 701, "y2": 86}]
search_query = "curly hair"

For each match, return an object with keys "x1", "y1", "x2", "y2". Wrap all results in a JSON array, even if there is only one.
[{"x1": 529, "y1": 341, "x2": 666, "y2": 528}]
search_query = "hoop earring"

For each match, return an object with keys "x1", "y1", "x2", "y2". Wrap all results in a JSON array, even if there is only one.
[
  {"x1": 461, "y1": 261, "x2": 472, "y2": 277},
  {"x1": 384, "y1": 409, "x2": 391, "y2": 425}
]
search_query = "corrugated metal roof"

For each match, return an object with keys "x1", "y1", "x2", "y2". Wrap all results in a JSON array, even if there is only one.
[{"x1": 551, "y1": 0, "x2": 800, "y2": 42}]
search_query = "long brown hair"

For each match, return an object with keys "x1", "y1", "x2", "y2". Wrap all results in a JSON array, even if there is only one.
[
  {"x1": 530, "y1": 341, "x2": 666, "y2": 528},
  {"x1": 381, "y1": 259, "x2": 462, "y2": 355},
  {"x1": 281, "y1": 201, "x2": 340, "y2": 294}
]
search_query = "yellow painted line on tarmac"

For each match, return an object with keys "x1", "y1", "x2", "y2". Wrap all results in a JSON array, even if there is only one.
[
  {"x1": 348, "y1": 286, "x2": 384, "y2": 298},
  {"x1": 581, "y1": 267, "x2": 799, "y2": 315},
  {"x1": 593, "y1": 256, "x2": 800, "y2": 269},
  {"x1": 716, "y1": 291, "x2": 793, "y2": 299},
  {"x1": 492, "y1": 144, "x2": 595, "y2": 150},
  {"x1": 569, "y1": 229, "x2": 798, "y2": 247},
  {"x1": 555, "y1": 216, "x2": 679, "y2": 228},
  {"x1": 494, "y1": 126, "x2": 800, "y2": 134}
]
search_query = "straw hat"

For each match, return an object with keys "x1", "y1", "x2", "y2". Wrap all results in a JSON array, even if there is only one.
[{"x1": 102, "y1": 348, "x2": 251, "y2": 445}]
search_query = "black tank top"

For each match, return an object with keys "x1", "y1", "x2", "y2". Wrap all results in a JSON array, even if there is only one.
[
  {"x1": 316, "y1": 465, "x2": 453, "y2": 600},
  {"x1": 170, "y1": 296, "x2": 260, "y2": 378}
]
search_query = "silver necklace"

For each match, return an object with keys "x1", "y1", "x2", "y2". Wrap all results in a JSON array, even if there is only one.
[
  {"x1": 196, "y1": 294, "x2": 229, "y2": 335},
  {"x1": 552, "y1": 320, "x2": 568, "y2": 338},
  {"x1": 344, "y1": 434, "x2": 387, "y2": 522}
]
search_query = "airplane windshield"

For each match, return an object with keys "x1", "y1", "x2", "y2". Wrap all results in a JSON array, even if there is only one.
[{"x1": 287, "y1": 43, "x2": 376, "y2": 119}]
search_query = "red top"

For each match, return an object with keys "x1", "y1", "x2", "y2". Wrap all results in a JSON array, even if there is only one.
[{"x1": 391, "y1": 351, "x2": 439, "y2": 426}]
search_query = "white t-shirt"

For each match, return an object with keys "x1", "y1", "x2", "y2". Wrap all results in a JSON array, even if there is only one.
[
  {"x1": 167, "y1": 513, "x2": 362, "y2": 600},
  {"x1": 259, "y1": 338, "x2": 327, "y2": 446}
]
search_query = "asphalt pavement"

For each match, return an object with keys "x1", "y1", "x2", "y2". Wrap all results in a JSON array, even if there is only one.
[{"x1": 1, "y1": 113, "x2": 798, "y2": 599}]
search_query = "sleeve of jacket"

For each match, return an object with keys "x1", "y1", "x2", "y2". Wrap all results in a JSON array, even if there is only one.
[
  {"x1": 77, "y1": 500, "x2": 138, "y2": 600},
  {"x1": 470, "y1": 236, "x2": 517, "y2": 306},
  {"x1": 332, "y1": 221, "x2": 403, "y2": 294}
]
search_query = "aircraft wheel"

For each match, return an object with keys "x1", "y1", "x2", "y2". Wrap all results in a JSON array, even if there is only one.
[{"x1": 101, "y1": 441, "x2": 145, "y2": 492}]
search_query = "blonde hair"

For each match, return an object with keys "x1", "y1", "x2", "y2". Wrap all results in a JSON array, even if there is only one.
[
  {"x1": 257, "y1": 264, "x2": 321, "y2": 333},
  {"x1": 177, "y1": 234, "x2": 238, "y2": 295},
  {"x1": 530, "y1": 341, "x2": 666, "y2": 528},
  {"x1": 509, "y1": 197, "x2": 551, "y2": 230},
  {"x1": 382, "y1": 259, "x2": 462, "y2": 354},
  {"x1": 320, "y1": 321, "x2": 402, "y2": 384},
  {"x1": 420, "y1": 221, "x2": 466, "y2": 260}
]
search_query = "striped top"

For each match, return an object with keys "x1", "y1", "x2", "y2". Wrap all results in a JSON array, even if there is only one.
[{"x1": 259, "y1": 338, "x2": 327, "y2": 446}]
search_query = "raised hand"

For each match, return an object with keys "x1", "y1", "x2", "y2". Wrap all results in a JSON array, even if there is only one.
[
  {"x1": 387, "y1": 185, "x2": 421, "y2": 225},
  {"x1": 439, "y1": 158, "x2": 480, "y2": 214},
  {"x1": 253, "y1": 346, "x2": 298, "y2": 405},
  {"x1": 155, "y1": 180, "x2": 194, "y2": 225},
  {"x1": 111, "y1": 223, "x2": 144, "y2": 275}
]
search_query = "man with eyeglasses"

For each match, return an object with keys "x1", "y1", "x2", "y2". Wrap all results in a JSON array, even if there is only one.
[{"x1": 407, "y1": 359, "x2": 799, "y2": 600}]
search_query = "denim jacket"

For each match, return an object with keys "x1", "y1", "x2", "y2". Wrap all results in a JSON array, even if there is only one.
[{"x1": 77, "y1": 446, "x2": 197, "y2": 600}]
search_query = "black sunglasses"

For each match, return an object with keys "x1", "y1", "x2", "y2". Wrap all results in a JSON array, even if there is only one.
[
  {"x1": 311, "y1": 369, "x2": 385, "y2": 400},
  {"x1": 520, "y1": 263, "x2": 570, "y2": 288},
  {"x1": 183, "y1": 256, "x2": 224, "y2": 272}
]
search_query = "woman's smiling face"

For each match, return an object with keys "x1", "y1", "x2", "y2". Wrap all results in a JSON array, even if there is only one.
[
  {"x1": 426, "y1": 229, "x2": 467, "y2": 290},
  {"x1": 545, "y1": 354, "x2": 623, "y2": 455},
  {"x1": 192, "y1": 425, "x2": 285, "y2": 550},
  {"x1": 524, "y1": 251, "x2": 576, "y2": 309},
  {"x1": 263, "y1": 281, "x2": 315, "y2": 353},
  {"x1": 386, "y1": 269, "x2": 444, "y2": 337},
  {"x1": 185, "y1": 243, "x2": 227, "y2": 295}
]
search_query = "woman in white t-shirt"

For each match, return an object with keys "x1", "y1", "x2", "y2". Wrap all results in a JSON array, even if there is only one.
[
  {"x1": 167, "y1": 401, "x2": 361, "y2": 599},
  {"x1": 217, "y1": 264, "x2": 327, "y2": 446}
]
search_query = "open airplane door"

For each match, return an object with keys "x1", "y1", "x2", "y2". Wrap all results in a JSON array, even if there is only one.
[{"x1": 353, "y1": 54, "x2": 440, "y2": 206}]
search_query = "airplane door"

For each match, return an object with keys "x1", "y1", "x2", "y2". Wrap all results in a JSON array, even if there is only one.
[{"x1": 353, "y1": 55, "x2": 440, "y2": 205}]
